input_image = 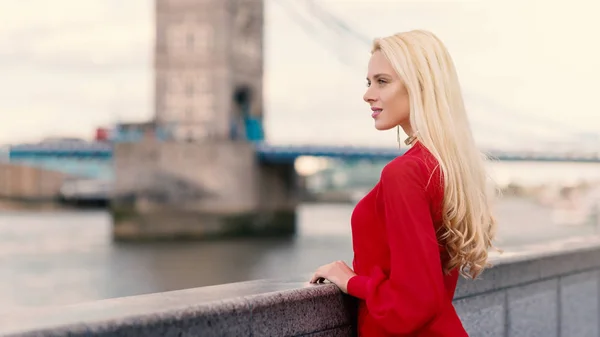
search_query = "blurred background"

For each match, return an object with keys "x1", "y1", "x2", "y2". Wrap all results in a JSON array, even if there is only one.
[{"x1": 1, "y1": 0, "x2": 599, "y2": 314}]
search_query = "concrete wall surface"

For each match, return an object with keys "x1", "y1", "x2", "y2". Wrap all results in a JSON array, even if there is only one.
[
  {"x1": 0, "y1": 163, "x2": 67, "y2": 200},
  {"x1": 1, "y1": 236, "x2": 600, "y2": 337}
]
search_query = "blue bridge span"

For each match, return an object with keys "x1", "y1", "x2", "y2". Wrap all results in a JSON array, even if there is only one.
[{"x1": 2, "y1": 141, "x2": 599, "y2": 179}]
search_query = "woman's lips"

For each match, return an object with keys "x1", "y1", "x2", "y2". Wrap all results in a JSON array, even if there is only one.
[{"x1": 371, "y1": 108, "x2": 382, "y2": 118}]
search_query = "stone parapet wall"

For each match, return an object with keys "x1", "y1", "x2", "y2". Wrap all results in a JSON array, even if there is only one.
[{"x1": 1, "y1": 237, "x2": 599, "y2": 336}]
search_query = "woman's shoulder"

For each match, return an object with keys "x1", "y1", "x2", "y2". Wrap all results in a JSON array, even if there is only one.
[
  {"x1": 381, "y1": 155, "x2": 428, "y2": 186},
  {"x1": 381, "y1": 144, "x2": 440, "y2": 187},
  {"x1": 384, "y1": 143, "x2": 433, "y2": 172}
]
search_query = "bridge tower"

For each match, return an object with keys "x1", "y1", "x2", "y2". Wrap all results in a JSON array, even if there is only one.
[
  {"x1": 154, "y1": 0, "x2": 264, "y2": 142},
  {"x1": 110, "y1": 0, "x2": 297, "y2": 240}
]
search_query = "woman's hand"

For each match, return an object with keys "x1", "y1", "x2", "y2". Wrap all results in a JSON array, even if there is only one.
[{"x1": 309, "y1": 260, "x2": 356, "y2": 294}]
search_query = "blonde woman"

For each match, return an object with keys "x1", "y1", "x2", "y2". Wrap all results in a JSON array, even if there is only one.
[{"x1": 310, "y1": 30, "x2": 497, "y2": 336}]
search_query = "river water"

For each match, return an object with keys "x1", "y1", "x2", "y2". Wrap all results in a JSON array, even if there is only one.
[{"x1": 1, "y1": 197, "x2": 599, "y2": 313}]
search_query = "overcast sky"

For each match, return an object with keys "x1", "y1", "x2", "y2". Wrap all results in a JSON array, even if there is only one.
[{"x1": 0, "y1": 0, "x2": 598, "y2": 150}]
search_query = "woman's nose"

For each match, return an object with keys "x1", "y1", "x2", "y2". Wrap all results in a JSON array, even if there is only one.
[{"x1": 363, "y1": 88, "x2": 376, "y2": 103}]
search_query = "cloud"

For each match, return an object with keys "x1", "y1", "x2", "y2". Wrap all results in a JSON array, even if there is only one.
[
  {"x1": 0, "y1": 7, "x2": 151, "y2": 73},
  {"x1": 0, "y1": 0, "x2": 153, "y2": 143}
]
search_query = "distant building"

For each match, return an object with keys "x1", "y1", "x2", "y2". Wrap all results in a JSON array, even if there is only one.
[
  {"x1": 112, "y1": 121, "x2": 164, "y2": 143},
  {"x1": 40, "y1": 137, "x2": 86, "y2": 144},
  {"x1": 95, "y1": 127, "x2": 111, "y2": 142}
]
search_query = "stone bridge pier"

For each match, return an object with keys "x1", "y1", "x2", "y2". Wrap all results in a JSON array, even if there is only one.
[{"x1": 111, "y1": 140, "x2": 298, "y2": 240}]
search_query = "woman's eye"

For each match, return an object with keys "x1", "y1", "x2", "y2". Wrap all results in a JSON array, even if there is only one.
[{"x1": 378, "y1": 79, "x2": 387, "y2": 85}]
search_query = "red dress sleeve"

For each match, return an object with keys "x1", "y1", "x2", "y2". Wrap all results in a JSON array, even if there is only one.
[{"x1": 346, "y1": 158, "x2": 448, "y2": 334}]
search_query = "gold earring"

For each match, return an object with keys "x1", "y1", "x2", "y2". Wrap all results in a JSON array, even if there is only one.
[{"x1": 396, "y1": 126, "x2": 402, "y2": 149}]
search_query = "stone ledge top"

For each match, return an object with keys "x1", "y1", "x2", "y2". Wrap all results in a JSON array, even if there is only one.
[
  {"x1": 0, "y1": 274, "x2": 331, "y2": 336},
  {"x1": 489, "y1": 235, "x2": 600, "y2": 266}
]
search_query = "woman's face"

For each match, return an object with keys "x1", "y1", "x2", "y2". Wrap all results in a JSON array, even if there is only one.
[{"x1": 363, "y1": 50, "x2": 411, "y2": 132}]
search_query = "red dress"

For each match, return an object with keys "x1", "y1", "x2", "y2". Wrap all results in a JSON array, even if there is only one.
[{"x1": 346, "y1": 142, "x2": 468, "y2": 336}]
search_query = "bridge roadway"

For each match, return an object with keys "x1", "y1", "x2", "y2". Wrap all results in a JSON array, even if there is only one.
[{"x1": 6, "y1": 141, "x2": 600, "y2": 164}]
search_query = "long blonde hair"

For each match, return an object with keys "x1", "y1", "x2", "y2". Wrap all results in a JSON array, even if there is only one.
[{"x1": 373, "y1": 30, "x2": 497, "y2": 279}]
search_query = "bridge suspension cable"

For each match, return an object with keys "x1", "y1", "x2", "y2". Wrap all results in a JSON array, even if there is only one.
[
  {"x1": 304, "y1": 0, "x2": 372, "y2": 46},
  {"x1": 466, "y1": 91, "x2": 598, "y2": 148},
  {"x1": 271, "y1": 0, "x2": 597, "y2": 152},
  {"x1": 272, "y1": 0, "x2": 358, "y2": 67}
]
